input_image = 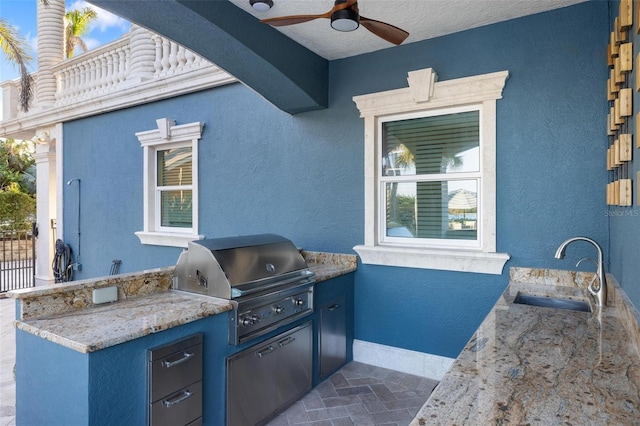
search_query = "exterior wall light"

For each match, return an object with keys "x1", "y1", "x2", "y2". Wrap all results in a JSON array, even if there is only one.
[{"x1": 32, "y1": 131, "x2": 50, "y2": 145}]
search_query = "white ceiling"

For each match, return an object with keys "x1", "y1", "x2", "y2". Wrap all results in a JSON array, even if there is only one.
[{"x1": 230, "y1": 0, "x2": 587, "y2": 60}]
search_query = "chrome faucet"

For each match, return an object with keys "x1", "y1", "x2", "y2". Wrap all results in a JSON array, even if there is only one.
[{"x1": 555, "y1": 237, "x2": 607, "y2": 307}]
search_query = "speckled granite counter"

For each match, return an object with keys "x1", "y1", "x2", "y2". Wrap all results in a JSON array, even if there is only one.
[
  {"x1": 15, "y1": 291, "x2": 232, "y2": 353},
  {"x1": 411, "y1": 268, "x2": 640, "y2": 425},
  {"x1": 8, "y1": 251, "x2": 356, "y2": 354}
]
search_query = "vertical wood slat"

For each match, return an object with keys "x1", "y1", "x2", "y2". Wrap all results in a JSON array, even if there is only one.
[
  {"x1": 620, "y1": 179, "x2": 632, "y2": 206},
  {"x1": 620, "y1": 134, "x2": 633, "y2": 162},
  {"x1": 620, "y1": 0, "x2": 633, "y2": 29}
]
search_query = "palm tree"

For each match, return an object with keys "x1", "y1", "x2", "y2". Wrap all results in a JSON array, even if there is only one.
[
  {"x1": 64, "y1": 7, "x2": 97, "y2": 58},
  {"x1": 0, "y1": 0, "x2": 48, "y2": 113},
  {"x1": 0, "y1": 19, "x2": 34, "y2": 112}
]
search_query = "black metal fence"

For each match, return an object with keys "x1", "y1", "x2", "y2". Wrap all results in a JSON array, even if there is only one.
[{"x1": 0, "y1": 225, "x2": 36, "y2": 293}]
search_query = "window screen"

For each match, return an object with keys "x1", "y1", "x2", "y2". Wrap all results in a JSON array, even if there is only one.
[
  {"x1": 381, "y1": 110, "x2": 480, "y2": 243},
  {"x1": 157, "y1": 147, "x2": 193, "y2": 228}
]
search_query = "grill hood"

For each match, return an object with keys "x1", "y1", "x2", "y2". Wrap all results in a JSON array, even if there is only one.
[{"x1": 173, "y1": 234, "x2": 312, "y2": 299}]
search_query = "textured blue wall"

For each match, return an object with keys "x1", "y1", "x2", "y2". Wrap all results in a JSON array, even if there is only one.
[{"x1": 63, "y1": 2, "x2": 609, "y2": 359}]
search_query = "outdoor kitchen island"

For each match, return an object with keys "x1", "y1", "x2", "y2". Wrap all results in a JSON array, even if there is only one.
[
  {"x1": 410, "y1": 270, "x2": 640, "y2": 426},
  {"x1": 8, "y1": 251, "x2": 356, "y2": 426}
]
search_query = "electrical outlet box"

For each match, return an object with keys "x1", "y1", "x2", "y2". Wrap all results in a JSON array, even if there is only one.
[
  {"x1": 73, "y1": 263, "x2": 82, "y2": 271},
  {"x1": 93, "y1": 286, "x2": 118, "y2": 304}
]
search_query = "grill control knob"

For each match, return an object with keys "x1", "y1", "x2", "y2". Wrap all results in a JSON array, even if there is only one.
[
  {"x1": 294, "y1": 298, "x2": 305, "y2": 307},
  {"x1": 274, "y1": 306, "x2": 285, "y2": 315},
  {"x1": 251, "y1": 315, "x2": 260, "y2": 324},
  {"x1": 241, "y1": 317, "x2": 253, "y2": 327}
]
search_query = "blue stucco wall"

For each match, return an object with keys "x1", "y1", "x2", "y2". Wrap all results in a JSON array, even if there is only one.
[{"x1": 63, "y1": 2, "x2": 609, "y2": 359}]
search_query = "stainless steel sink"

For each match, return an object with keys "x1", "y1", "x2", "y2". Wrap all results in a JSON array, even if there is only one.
[{"x1": 513, "y1": 293, "x2": 591, "y2": 313}]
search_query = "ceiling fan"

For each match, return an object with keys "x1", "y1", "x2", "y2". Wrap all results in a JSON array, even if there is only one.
[{"x1": 259, "y1": 0, "x2": 410, "y2": 45}]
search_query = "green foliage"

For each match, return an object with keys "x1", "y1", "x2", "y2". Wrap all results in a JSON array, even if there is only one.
[
  {"x1": 0, "y1": 138, "x2": 35, "y2": 195},
  {"x1": 0, "y1": 191, "x2": 35, "y2": 231},
  {"x1": 0, "y1": 138, "x2": 36, "y2": 231},
  {"x1": 0, "y1": 17, "x2": 34, "y2": 111},
  {"x1": 65, "y1": 7, "x2": 98, "y2": 58}
]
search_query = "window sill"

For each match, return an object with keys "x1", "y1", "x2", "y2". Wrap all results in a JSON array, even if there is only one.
[
  {"x1": 353, "y1": 244, "x2": 510, "y2": 275},
  {"x1": 135, "y1": 231, "x2": 204, "y2": 248}
]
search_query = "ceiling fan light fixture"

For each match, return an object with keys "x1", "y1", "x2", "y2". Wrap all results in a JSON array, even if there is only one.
[
  {"x1": 331, "y1": 7, "x2": 359, "y2": 32},
  {"x1": 250, "y1": 0, "x2": 273, "y2": 12}
]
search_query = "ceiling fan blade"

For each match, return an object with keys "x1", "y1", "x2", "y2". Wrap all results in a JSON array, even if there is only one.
[
  {"x1": 260, "y1": 13, "x2": 330, "y2": 27},
  {"x1": 360, "y1": 16, "x2": 409, "y2": 45}
]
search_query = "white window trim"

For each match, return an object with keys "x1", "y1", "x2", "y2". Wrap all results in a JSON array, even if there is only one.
[
  {"x1": 352, "y1": 68, "x2": 510, "y2": 275},
  {"x1": 135, "y1": 118, "x2": 204, "y2": 248}
]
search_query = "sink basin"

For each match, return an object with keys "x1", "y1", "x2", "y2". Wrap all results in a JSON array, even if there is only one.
[{"x1": 513, "y1": 293, "x2": 591, "y2": 313}]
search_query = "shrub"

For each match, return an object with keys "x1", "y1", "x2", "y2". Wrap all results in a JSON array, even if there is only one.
[{"x1": 0, "y1": 190, "x2": 36, "y2": 232}]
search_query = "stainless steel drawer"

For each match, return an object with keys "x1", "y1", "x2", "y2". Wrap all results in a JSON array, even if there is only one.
[
  {"x1": 150, "y1": 381, "x2": 202, "y2": 426},
  {"x1": 227, "y1": 322, "x2": 312, "y2": 426},
  {"x1": 148, "y1": 334, "x2": 203, "y2": 403},
  {"x1": 147, "y1": 334, "x2": 203, "y2": 426}
]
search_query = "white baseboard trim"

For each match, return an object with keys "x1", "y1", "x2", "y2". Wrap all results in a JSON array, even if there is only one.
[{"x1": 352, "y1": 339, "x2": 455, "y2": 381}]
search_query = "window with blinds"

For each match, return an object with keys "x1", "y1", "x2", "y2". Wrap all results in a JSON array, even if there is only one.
[
  {"x1": 156, "y1": 146, "x2": 193, "y2": 229},
  {"x1": 380, "y1": 107, "x2": 481, "y2": 247}
]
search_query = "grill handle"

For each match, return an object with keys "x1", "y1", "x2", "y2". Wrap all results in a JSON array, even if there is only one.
[
  {"x1": 278, "y1": 336, "x2": 296, "y2": 347},
  {"x1": 256, "y1": 345, "x2": 275, "y2": 358}
]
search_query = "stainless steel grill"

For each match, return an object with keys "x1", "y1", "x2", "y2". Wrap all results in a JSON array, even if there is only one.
[{"x1": 173, "y1": 234, "x2": 315, "y2": 344}]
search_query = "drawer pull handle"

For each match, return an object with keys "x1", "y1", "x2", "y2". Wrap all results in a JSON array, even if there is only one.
[
  {"x1": 278, "y1": 336, "x2": 296, "y2": 347},
  {"x1": 327, "y1": 304, "x2": 341, "y2": 311},
  {"x1": 256, "y1": 345, "x2": 275, "y2": 358},
  {"x1": 163, "y1": 351, "x2": 195, "y2": 368},
  {"x1": 163, "y1": 389, "x2": 193, "y2": 408}
]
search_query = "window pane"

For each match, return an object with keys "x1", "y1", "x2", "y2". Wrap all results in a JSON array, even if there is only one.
[
  {"x1": 161, "y1": 190, "x2": 192, "y2": 228},
  {"x1": 385, "y1": 180, "x2": 477, "y2": 241},
  {"x1": 382, "y1": 111, "x2": 479, "y2": 176},
  {"x1": 157, "y1": 147, "x2": 192, "y2": 186}
]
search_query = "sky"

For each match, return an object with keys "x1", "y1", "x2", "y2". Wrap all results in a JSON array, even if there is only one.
[{"x1": 0, "y1": 0, "x2": 130, "y2": 82}]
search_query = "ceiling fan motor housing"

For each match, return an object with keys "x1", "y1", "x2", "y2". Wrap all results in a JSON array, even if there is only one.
[{"x1": 331, "y1": 1, "x2": 360, "y2": 32}]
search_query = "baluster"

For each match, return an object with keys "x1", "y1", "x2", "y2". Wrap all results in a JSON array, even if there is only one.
[
  {"x1": 89, "y1": 57, "x2": 98, "y2": 95},
  {"x1": 161, "y1": 38, "x2": 170, "y2": 73},
  {"x1": 100, "y1": 54, "x2": 108, "y2": 91},
  {"x1": 105, "y1": 51, "x2": 114, "y2": 90},
  {"x1": 72, "y1": 64, "x2": 82, "y2": 99},
  {"x1": 118, "y1": 46, "x2": 127, "y2": 83},
  {"x1": 54, "y1": 70, "x2": 62, "y2": 102},
  {"x1": 169, "y1": 41, "x2": 179, "y2": 72},
  {"x1": 177, "y1": 45, "x2": 186, "y2": 70},
  {"x1": 79, "y1": 63, "x2": 88, "y2": 99},
  {"x1": 184, "y1": 48, "x2": 195, "y2": 68},
  {"x1": 152, "y1": 35, "x2": 162, "y2": 77}
]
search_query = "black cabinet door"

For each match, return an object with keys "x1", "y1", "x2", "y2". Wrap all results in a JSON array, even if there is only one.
[{"x1": 319, "y1": 294, "x2": 347, "y2": 379}]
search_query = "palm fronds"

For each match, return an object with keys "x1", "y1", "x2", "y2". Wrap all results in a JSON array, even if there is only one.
[{"x1": 0, "y1": 18, "x2": 34, "y2": 112}]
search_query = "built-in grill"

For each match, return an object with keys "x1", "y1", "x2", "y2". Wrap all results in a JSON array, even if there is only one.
[{"x1": 173, "y1": 234, "x2": 315, "y2": 345}]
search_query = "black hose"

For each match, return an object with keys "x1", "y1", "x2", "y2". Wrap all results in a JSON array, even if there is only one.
[
  {"x1": 110, "y1": 259, "x2": 122, "y2": 275},
  {"x1": 52, "y1": 239, "x2": 73, "y2": 283}
]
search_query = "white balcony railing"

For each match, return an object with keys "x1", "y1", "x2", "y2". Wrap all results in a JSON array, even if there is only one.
[
  {"x1": 52, "y1": 37, "x2": 130, "y2": 105},
  {"x1": 1, "y1": 26, "x2": 234, "y2": 124}
]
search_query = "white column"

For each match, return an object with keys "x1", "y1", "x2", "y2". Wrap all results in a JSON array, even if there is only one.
[
  {"x1": 32, "y1": 124, "x2": 61, "y2": 285},
  {"x1": 126, "y1": 24, "x2": 155, "y2": 83},
  {"x1": 36, "y1": 0, "x2": 65, "y2": 107}
]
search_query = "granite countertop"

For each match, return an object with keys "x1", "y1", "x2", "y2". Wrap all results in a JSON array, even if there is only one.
[
  {"x1": 411, "y1": 274, "x2": 640, "y2": 425},
  {"x1": 10, "y1": 251, "x2": 357, "y2": 354},
  {"x1": 15, "y1": 290, "x2": 233, "y2": 353}
]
